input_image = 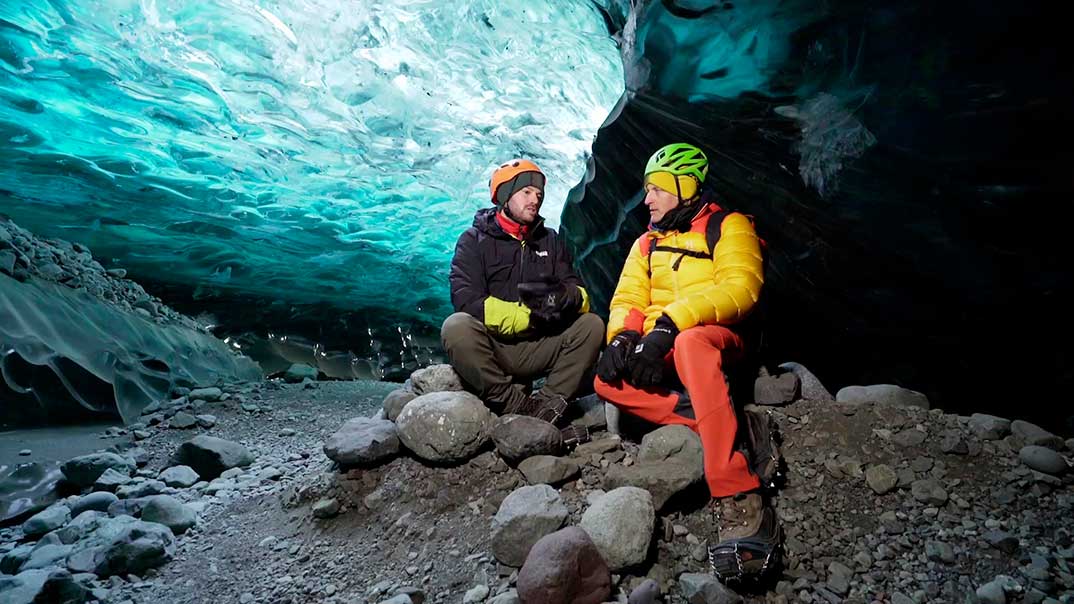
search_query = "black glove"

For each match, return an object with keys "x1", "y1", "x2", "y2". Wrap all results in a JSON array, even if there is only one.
[
  {"x1": 518, "y1": 275, "x2": 580, "y2": 326},
  {"x1": 596, "y1": 330, "x2": 641, "y2": 382},
  {"x1": 627, "y1": 315, "x2": 679, "y2": 388}
]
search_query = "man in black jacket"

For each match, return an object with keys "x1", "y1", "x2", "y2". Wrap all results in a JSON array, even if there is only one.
[{"x1": 442, "y1": 159, "x2": 603, "y2": 441}]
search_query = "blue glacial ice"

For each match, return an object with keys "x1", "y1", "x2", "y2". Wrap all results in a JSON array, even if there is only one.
[{"x1": 0, "y1": 0, "x2": 624, "y2": 327}]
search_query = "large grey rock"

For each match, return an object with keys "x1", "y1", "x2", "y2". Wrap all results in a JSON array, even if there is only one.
[
  {"x1": 836, "y1": 384, "x2": 930, "y2": 409},
  {"x1": 490, "y1": 485, "x2": 569, "y2": 567},
  {"x1": 516, "y1": 526, "x2": 611, "y2": 604},
  {"x1": 116, "y1": 479, "x2": 166, "y2": 499},
  {"x1": 382, "y1": 389, "x2": 418, "y2": 422},
  {"x1": 969, "y1": 414, "x2": 1012, "y2": 440},
  {"x1": 283, "y1": 363, "x2": 318, "y2": 383},
  {"x1": 56, "y1": 510, "x2": 110, "y2": 544},
  {"x1": 20, "y1": 543, "x2": 74, "y2": 570},
  {"x1": 603, "y1": 462, "x2": 700, "y2": 512},
  {"x1": 638, "y1": 424, "x2": 704, "y2": 466},
  {"x1": 396, "y1": 391, "x2": 493, "y2": 463},
  {"x1": 172, "y1": 435, "x2": 254, "y2": 479},
  {"x1": 92, "y1": 468, "x2": 132, "y2": 492},
  {"x1": 158, "y1": 465, "x2": 200, "y2": 488},
  {"x1": 169, "y1": 411, "x2": 198, "y2": 429},
  {"x1": 490, "y1": 415, "x2": 563, "y2": 465},
  {"x1": 753, "y1": 373, "x2": 799, "y2": 406},
  {"x1": 604, "y1": 425, "x2": 704, "y2": 511},
  {"x1": 60, "y1": 453, "x2": 135, "y2": 488},
  {"x1": 1019, "y1": 445, "x2": 1069, "y2": 475},
  {"x1": 579, "y1": 487, "x2": 655, "y2": 571},
  {"x1": 63, "y1": 515, "x2": 174, "y2": 577},
  {"x1": 1011, "y1": 420, "x2": 1065, "y2": 450},
  {"x1": 141, "y1": 495, "x2": 196, "y2": 534},
  {"x1": 778, "y1": 361, "x2": 834, "y2": 401},
  {"x1": 0, "y1": 568, "x2": 87, "y2": 604},
  {"x1": 323, "y1": 417, "x2": 400, "y2": 466},
  {"x1": 678, "y1": 573, "x2": 744, "y2": 603},
  {"x1": 21, "y1": 504, "x2": 70, "y2": 537},
  {"x1": 409, "y1": 364, "x2": 464, "y2": 395},
  {"x1": 518, "y1": 456, "x2": 581, "y2": 485},
  {"x1": 70, "y1": 492, "x2": 119, "y2": 516}
]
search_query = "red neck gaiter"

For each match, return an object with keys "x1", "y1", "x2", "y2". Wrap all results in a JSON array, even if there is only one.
[{"x1": 496, "y1": 210, "x2": 530, "y2": 240}]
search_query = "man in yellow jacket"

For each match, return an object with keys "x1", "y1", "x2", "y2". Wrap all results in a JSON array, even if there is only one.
[{"x1": 594, "y1": 143, "x2": 781, "y2": 580}]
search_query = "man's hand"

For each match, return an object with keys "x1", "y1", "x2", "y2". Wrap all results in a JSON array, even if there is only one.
[
  {"x1": 627, "y1": 316, "x2": 679, "y2": 387},
  {"x1": 518, "y1": 275, "x2": 580, "y2": 327},
  {"x1": 596, "y1": 330, "x2": 641, "y2": 382}
]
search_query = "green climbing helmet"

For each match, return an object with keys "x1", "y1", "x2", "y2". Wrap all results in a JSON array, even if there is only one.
[{"x1": 644, "y1": 143, "x2": 709, "y2": 183}]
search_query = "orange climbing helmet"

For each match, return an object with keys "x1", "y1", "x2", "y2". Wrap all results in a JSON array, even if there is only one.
[{"x1": 489, "y1": 159, "x2": 545, "y2": 205}]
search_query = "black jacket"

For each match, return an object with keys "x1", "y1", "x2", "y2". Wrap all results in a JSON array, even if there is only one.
[{"x1": 449, "y1": 208, "x2": 584, "y2": 321}]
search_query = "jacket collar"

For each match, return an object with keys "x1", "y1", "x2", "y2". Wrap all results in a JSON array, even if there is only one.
[{"x1": 473, "y1": 207, "x2": 545, "y2": 240}]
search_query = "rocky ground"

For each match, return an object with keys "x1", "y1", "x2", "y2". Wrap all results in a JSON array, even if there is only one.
[{"x1": 1, "y1": 364, "x2": 1073, "y2": 604}]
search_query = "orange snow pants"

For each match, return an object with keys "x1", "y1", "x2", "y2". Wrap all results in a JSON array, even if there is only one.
[{"x1": 594, "y1": 324, "x2": 760, "y2": 498}]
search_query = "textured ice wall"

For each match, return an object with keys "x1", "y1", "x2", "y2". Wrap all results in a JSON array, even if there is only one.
[{"x1": 1, "y1": 274, "x2": 261, "y2": 423}]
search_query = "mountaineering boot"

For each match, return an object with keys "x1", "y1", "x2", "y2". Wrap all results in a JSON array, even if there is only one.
[
  {"x1": 559, "y1": 424, "x2": 591, "y2": 448},
  {"x1": 504, "y1": 389, "x2": 569, "y2": 426},
  {"x1": 707, "y1": 492, "x2": 782, "y2": 581},
  {"x1": 739, "y1": 408, "x2": 784, "y2": 491}
]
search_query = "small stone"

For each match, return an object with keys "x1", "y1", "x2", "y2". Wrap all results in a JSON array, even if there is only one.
[
  {"x1": 158, "y1": 465, "x2": 200, "y2": 488},
  {"x1": 279, "y1": 428, "x2": 297, "y2": 437},
  {"x1": 22, "y1": 505, "x2": 71, "y2": 537},
  {"x1": 195, "y1": 414, "x2": 216, "y2": 428},
  {"x1": 926, "y1": 541, "x2": 956, "y2": 564},
  {"x1": 911, "y1": 478, "x2": 948, "y2": 505},
  {"x1": 985, "y1": 530, "x2": 1020, "y2": 554},
  {"x1": 313, "y1": 498, "x2": 341, "y2": 519},
  {"x1": 18, "y1": 449, "x2": 31, "y2": 456},
  {"x1": 463, "y1": 584, "x2": 490, "y2": 603},
  {"x1": 865, "y1": 464, "x2": 898, "y2": 495},
  {"x1": 169, "y1": 412, "x2": 198, "y2": 429}
]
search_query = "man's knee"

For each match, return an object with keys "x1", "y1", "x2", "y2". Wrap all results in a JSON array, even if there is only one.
[
  {"x1": 572, "y1": 313, "x2": 605, "y2": 347},
  {"x1": 441, "y1": 312, "x2": 484, "y2": 349}
]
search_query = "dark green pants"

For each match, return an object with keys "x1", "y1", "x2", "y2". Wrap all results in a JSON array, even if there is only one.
[{"x1": 441, "y1": 312, "x2": 604, "y2": 410}]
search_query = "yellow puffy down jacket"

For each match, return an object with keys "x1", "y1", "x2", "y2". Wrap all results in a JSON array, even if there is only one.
[{"x1": 606, "y1": 203, "x2": 764, "y2": 342}]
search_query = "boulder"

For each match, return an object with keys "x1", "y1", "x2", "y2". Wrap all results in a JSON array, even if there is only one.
[
  {"x1": 158, "y1": 465, "x2": 200, "y2": 488},
  {"x1": 187, "y1": 387, "x2": 222, "y2": 401},
  {"x1": 490, "y1": 485, "x2": 569, "y2": 567},
  {"x1": 21, "y1": 504, "x2": 70, "y2": 538},
  {"x1": 63, "y1": 515, "x2": 174, "y2": 577},
  {"x1": 323, "y1": 418, "x2": 400, "y2": 466},
  {"x1": 518, "y1": 456, "x2": 581, "y2": 485},
  {"x1": 396, "y1": 391, "x2": 493, "y2": 463},
  {"x1": 70, "y1": 492, "x2": 119, "y2": 517},
  {"x1": 60, "y1": 453, "x2": 135, "y2": 488},
  {"x1": 968, "y1": 414, "x2": 1012, "y2": 441},
  {"x1": 778, "y1": 362, "x2": 834, "y2": 401},
  {"x1": 490, "y1": 415, "x2": 563, "y2": 464},
  {"x1": 141, "y1": 495, "x2": 196, "y2": 534},
  {"x1": 579, "y1": 487, "x2": 655, "y2": 571},
  {"x1": 409, "y1": 364, "x2": 464, "y2": 395},
  {"x1": 382, "y1": 389, "x2": 418, "y2": 421},
  {"x1": 516, "y1": 526, "x2": 612, "y2": 604},
  {"x1": 753, "y1": 373, "x2": 800, "y2": 406},
  {"x1": 603, "y1": 425, "x2": 704, "y2": 510},
  {"x1": 865, "y1": 464, "x2": 898, "y2": 495},
  {"x1": 92, "y1": 468, "x2": 132, "y2": 492},
  {"x1": 0, "y1": 568, "x2": 87, "y2": 604},
  {"x1": 171, "y1": 435, "x2": 254, "y2": 480},
  {"x1": 836, "y1": 384, "x2": 930, "y2": 409},
  {"x1": 1019, "y1": 445, "x2": 1069, "y2": 475},
  {"x1": 1011, "y1": 420, "x2": 1065, "y2": 450}
]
